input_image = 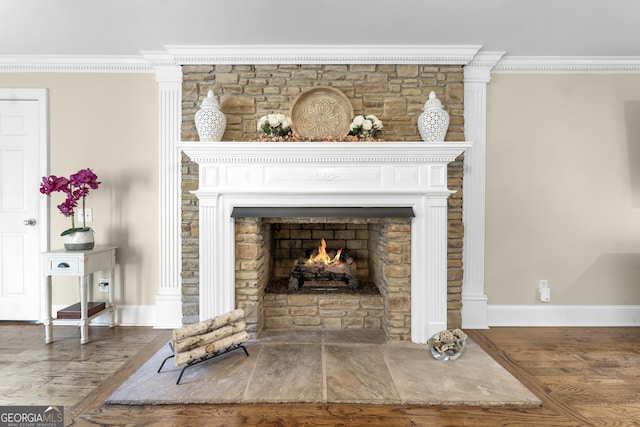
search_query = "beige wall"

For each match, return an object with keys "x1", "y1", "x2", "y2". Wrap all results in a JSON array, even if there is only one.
[
  {"x1": 486, "y1": 73, "x2": 640, "y2": 305},
  {"x1": 2, "y1": 73, "x2": 159, "y2": 309},
  {"x1": 5, "y1": 69, "x2": 637, "y2": 321}
]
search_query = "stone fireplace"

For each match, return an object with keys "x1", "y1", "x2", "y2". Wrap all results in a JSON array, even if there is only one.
[
  {"x1": 147, "y1": 46, "x2": 500, "y2": 335},
  {"x1": 179, "y1": 141, "x2": 469, "y2": 343}
]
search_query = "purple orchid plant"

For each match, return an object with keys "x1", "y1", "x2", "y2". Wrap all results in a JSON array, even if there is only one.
[{"x1": 39, "y1": 168, "x2": 101, "y2": 236}]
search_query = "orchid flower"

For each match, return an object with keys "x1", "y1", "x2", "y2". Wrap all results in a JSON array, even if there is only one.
[{"x1": 39, "y1": 168, "x2": 101, "y2": 235}]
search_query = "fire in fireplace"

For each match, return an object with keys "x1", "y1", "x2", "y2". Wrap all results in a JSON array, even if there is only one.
[{"x1": 288, "y1": 238, "x2": 358, "y2": 290}]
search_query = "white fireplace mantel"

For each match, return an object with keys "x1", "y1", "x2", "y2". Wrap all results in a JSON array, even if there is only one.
[{"x1": 180, "y1": 141, "x2": 471, "y2": 343}]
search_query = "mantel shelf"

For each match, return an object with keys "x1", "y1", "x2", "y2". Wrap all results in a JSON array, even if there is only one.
[{"x1": 178, "y1": 141, "x2": 472, "y2": 165}]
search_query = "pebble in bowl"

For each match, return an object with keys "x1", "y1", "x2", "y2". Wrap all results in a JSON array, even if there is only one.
[{"x1": 428, "y1": 328, "x2": 467, "y2": 361}]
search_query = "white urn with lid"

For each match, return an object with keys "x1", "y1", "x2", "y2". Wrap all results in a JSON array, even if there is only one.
[
  {"x1": 195, "y1": 89, "x2": 226, "y2": 141},
  {"x1": 418, "y1": 91, "x2": 450, "y2": 142}
]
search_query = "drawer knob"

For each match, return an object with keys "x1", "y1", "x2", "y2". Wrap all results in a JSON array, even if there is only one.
[{"x1": 57, "y1": 262, "x2": 70, "y2": 268}]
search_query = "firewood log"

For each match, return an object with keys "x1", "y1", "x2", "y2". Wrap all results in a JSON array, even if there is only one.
[
  {"x1": 173, "y1": 320, "x2": 246, "y2": 353},
  {"x1": 174, "y1": 330, "x2": 249, "y2": 367},
  {"x1": 172, "y1": 308, "x2": 244, "y2": 341}
]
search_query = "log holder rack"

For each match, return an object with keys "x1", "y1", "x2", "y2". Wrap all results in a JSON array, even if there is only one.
[{"x1": 157, "y1": 341, "x2": 250, "y2": 385}]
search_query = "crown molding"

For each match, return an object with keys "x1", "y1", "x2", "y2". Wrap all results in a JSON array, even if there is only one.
[
  {"x1": 495, "y1": 56, "x2": 640, "y2": 73},
  {"x1": 4, "y1": 49, "x2": 640, "y2": 74},
  {"x1": 165, "y1": 44, "x2": 483, "y2": 65},
  {"x1": 0, "y1": 55, "x2": 152, "y2": 73},
  {"x1": 466, "y1": 51, "x2": 506, "y2": 69},
  {"x1": 0, "y1": 46, "x2": 483, "y2": 72},
  {"x1": 464, "y1": 51, "x2": 505, "y2": 83}
]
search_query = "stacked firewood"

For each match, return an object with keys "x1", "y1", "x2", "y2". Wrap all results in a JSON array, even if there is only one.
[
  {"x1": 171, "y1": 308, "x2": 248, "y2": 367},
  {"x1": 289, "y1": 253, "x2": 358, "y2": 290}
]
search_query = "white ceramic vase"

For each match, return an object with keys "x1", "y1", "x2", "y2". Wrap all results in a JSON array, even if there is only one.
[
  {"x1": 195, "y1": 89, "x2": 226, "y2": 142},
  {"x1": 64, "y1": 229, "x2": 95, "y2": 251},
  {"x1": 418, "y1": 91, "x2": 450, "y2": 142}
]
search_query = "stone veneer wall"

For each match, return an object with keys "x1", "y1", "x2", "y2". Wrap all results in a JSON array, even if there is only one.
[
  {"x1": 181, "y1": 64, "x2": 465, "y2": 329},
  {"x1": 263, "y1": 293, "x2": 384, "y2": 333},
  {"x1": 234, "y1": 217, "x2": 271, "y2": 336},
  {"x1": 374, "y1": 219, "x2": 412, "y2": 340},
  {"x1": 181, "y1": 64, "x2": 464, "y2": 142}
]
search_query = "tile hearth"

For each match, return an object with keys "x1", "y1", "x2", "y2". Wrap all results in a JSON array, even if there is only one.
[{"x1": 106, "y1": 329, "x2": 541, "y2": 406}]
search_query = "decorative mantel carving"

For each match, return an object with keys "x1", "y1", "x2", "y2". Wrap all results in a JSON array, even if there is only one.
[{"x1": 180, "y1": 141, "x2": 471, "y2": 343}]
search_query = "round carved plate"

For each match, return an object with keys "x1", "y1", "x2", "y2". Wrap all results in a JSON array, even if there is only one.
[{"x1": 290, "y1": 86, "x2": 354, "y2": 139}]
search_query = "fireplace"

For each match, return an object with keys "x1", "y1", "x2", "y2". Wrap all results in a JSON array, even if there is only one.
[
  {"x1": 180, "y1": 141, "x2": 469, "y2": 343},
  {"x1": 234, "y1": 213, "x2": 413, "y2": 340}
]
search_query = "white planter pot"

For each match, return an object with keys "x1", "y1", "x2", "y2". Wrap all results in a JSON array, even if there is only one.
[{"x1": 64, "y1": 229, "x2": 95, "y2": 251}]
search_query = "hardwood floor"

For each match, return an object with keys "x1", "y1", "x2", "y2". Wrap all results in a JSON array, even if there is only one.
[{"x1": 0, "y1": 323, "x2": 638, "y2": 426}]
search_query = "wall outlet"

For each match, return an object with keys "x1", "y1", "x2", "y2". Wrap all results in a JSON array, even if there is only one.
[
  {"x1": 538, "y1": 279, "x2": 548, "y2": 292},
  {"x1": 540, "y1": 286, "x2": 551, "y2": 302},
  {"x1": 98, "y1": 280, "x2": 109, "y2": 293},
  {"x1": 538, "y1": 279, "x2": 550, "y2": 302},
  {"x1": 77, "y1": 208, "x2": 93, "y2": 223}
]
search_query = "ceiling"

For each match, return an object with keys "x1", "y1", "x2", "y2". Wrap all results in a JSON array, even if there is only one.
[{"x1": 1, "y1": 0, "x2": 639, "y2": 58}]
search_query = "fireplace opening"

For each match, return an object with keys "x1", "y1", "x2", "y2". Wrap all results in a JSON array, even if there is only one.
[
  {"x1": 235, "y1": 212, "x2": 413, "y2": 341},
  {"x1": 267, "y1": 236, "x2": 381, "y2": 295}
]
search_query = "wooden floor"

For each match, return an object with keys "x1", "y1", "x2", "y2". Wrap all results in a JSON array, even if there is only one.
[{"x1": 0, "y1": 323, "x2": 638, "y2": 426}]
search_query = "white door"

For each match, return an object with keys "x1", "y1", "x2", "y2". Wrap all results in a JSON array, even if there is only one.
[{"x1": 0, "y1": 89, "x2": 48, "y2": 321}]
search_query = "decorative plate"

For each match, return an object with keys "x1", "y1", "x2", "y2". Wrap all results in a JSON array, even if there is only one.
[{"x1": 290, "y1": 86, "x2": 354, "y2": 139}]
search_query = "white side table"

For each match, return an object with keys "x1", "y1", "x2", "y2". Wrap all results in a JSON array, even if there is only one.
[{"x1": 41, "y1": 245, "x2": 117, "y2": 344}]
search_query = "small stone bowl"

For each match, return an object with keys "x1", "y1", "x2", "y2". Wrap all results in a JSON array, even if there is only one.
[{"x1": 427, "y1": 329, "x2": 467, "y2": 361}]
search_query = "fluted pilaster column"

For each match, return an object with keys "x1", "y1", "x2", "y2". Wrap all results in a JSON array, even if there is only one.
[
  {"x1": 198, "y1": 194, "x2": 236, "y2": 320},
  {"x1": 144, "y1": 52, "x2": 183, "y2": 328},
  {"x1": 462, "y1": 51, "x2": 504, "y2": 329},
  {"x1": 414, "y1": 194, "x2": 450, "y2": 342}
]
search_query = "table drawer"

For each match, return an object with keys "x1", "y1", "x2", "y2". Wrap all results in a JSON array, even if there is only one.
[{"x1": 47, "y1": 258, "x2": 80, "y2": 274}]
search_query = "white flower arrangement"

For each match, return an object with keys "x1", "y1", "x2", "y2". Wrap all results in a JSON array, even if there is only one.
[
  {"x1": 257, "y1": 113, "x2": 293, "y2": 137},
  {"x1": 349, "y1": 114, "x2": 383, "y2": 138}
]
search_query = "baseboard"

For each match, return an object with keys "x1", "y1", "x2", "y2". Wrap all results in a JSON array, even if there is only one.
[
  {"x1": 50, "y1": 303, "x2": 640, "y2": 328},
  {"x1": 112, "y1": 305, "x2": 156, "y2": 326},
  {"x1": 488, "y1": 304, "x2": 640, "y2": 327}
]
